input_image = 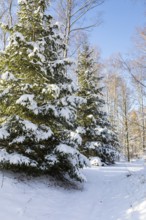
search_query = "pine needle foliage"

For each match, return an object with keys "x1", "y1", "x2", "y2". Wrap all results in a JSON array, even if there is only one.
[
  {"x1": 0, "y1": 0, "x2": 88, "y2": 181},
  {"x1": 77, "y1": 43, "x2": 120, "y2": 164}
]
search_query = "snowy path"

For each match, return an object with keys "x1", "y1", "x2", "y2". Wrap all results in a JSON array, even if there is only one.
[{"x1": 0, "y1": 160, "x2": 146, "y2": 220}]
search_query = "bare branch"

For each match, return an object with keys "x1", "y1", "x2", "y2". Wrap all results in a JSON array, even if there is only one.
[
  {"x1": 71, "y1": 0, "x2": 104, "y2": 18},
  {"x1": 70, "y1": 21, "x2": 101, "y2": 32},
  {"x1": 52, "y1": 0, "x2": 104, "y2": 57},
  {"x1": 118, "y1": 55, "x2": 146, "y2": 88}
]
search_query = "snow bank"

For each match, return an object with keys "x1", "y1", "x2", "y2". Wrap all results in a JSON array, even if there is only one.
[{"x1": 0, "y1": 160, "x2": 145, "y2": 219}]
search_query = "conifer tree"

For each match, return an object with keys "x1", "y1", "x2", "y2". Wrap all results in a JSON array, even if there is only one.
[
  {"x1": 77, "y1": 43, "x2": 120, "y2": 164},
  {"x1": 0, "y1": 0, "x2": 88, "y2": 181}
]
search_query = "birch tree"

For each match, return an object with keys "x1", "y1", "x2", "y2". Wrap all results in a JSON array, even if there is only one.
[
  {"x1": 132, "y1": 68, "x2": 146, "y2": 151},
  {"x1": 0, "y1": 0, "x2": 17, "y2": 49},
  {"x1": 118, "y1": 80, "x2": 134, "y2": 161},
  {"x1": 52, "y1": 0, "x2": 104, "y2": 57}
]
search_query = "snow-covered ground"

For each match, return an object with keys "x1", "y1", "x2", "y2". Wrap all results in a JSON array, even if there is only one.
[{"x1": 0, "y1": 160, "x2": 146, "y2": 220}]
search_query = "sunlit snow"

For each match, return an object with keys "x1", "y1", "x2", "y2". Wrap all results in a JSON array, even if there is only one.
[{"x1": 0, "y1": 160, "x2": 145, "y2": 219}]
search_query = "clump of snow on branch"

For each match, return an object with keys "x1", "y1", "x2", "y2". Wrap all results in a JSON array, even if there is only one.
[
  {"x1": 1, "y1": 71, "x2": 16, "y2": 81},
  {"x1": 16, "y1": 94, "x2": 38, "y2": 115},
  {"x1": 0, "y1": 149, "x2": 36, "y2": 166}
]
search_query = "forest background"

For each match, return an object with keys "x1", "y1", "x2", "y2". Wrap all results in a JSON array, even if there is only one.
[{"x1": 0, "y1": 0, "x2": 146, "y2": 163}]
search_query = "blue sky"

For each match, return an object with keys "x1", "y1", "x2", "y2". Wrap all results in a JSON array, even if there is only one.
[{"x1": 88, "y1": 0, "x2": 145, "y2": 58}]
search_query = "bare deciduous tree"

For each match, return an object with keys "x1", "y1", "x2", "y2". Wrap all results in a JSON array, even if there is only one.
[
  {"x1": 52, "y1": 0, "x2": 104, "y2": 57},
  {"x1": 0, "y1": 0, "x2": 17, "y2": 49}
]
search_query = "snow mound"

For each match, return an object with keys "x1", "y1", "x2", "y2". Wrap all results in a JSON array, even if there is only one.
[{"x1": 90, "y1": 156, "x2": 102, "y2": 166}]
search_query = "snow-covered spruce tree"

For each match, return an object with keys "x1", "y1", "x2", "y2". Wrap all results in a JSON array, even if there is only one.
[
  {"x1": 76, "y1": 43, "x2": 120, "y2": 164},
  {"x1": 0, "y1": 0, "x2": 88, "y2": 181}
]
